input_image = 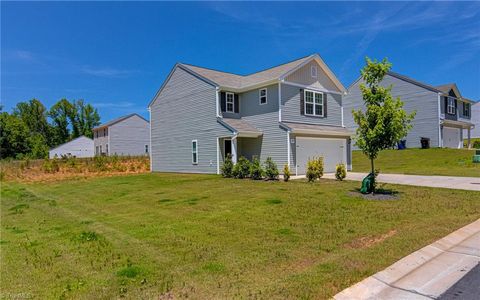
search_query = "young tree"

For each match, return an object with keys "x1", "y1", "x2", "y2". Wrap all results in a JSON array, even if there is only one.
[{"x1": 353, "y1": 57, "x2": 415, "y2": 191}]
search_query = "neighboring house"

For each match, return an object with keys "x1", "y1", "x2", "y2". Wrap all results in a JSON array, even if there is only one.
[
  {"x1": 149, "y1": 54, "x2": 353, "y2": 175},
  {"x1": 465, "y1": 102, "x2": 480, "y2": 139},
  {"x1": 49, "y1": 136, "x2": 94, "y2": 158},
  {"x1": 344, "y1": 72, "x2": 476, "y2": 149},
  {"x1": 93, "y1": 113, "x2": 150, "y2": 156}
]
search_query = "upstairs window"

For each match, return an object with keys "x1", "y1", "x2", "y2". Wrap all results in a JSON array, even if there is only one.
[
  {"x1": 304, "y1": 90, "x2": 324, "y2": 117},
  {"x1": 192, "y1": 140, "x2": 198, "y2": 164},
  {"x1": 104, "y1": 128, "x2": 107, "y2": 136},
  {"x1": 463, "y1": 102, "x2": 470, "y2": 117},
  {"x1": 226, "y1": 92, "x2": 234, "y2": 113},
  {"x1": 447, "y1": 97, "x2": 456, "y2": 115},
  {"x1": 259, "y1": 88, "x2": 267, "y2": 105},
  {"x1": 145, "y1": 144, "x2": 149, "y2": 153},
  {"x1": 311, "y1": 65, "x2": 317, "y2": 78}
]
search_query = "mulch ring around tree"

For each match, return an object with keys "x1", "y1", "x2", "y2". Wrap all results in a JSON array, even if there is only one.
[{"x1": 349, "y1": 187, "x2": 400, "y2": 201}]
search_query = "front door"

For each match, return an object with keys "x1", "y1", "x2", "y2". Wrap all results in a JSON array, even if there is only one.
[{"x1": 224, "y1": 139, "x2": 232, "y2": 158}]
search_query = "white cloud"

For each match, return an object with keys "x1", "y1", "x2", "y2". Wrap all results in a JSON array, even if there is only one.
[{"x1": 81, "y1": 66, "x2": 138, "y2": 78}]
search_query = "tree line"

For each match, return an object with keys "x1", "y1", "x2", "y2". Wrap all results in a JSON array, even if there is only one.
[{"x1": 0, "y1": 99, "x2": 100, "y2": 159}]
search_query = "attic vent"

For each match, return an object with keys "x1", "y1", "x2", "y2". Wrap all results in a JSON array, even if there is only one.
[{"x1": 311, "y1": 65, "x2": 317, "y2": 78}]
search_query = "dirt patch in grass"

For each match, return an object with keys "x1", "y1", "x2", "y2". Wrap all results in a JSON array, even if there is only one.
[
  {"x1": 349, "y1": 190, "x2": 399, "y2": 201},
  {"x1": 346, "y1": 230, "x2": 397, "y2": 249}
]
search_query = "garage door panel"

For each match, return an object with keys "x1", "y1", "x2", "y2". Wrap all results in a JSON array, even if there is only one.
[
  {"x1": 296, "y1": 137, "x2": 346, "y2": 174},
  {"x1": 443, "y1": 127, "x2": 460, "y2": 149}
]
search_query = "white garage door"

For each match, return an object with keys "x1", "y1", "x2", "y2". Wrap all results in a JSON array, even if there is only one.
[
  {"x1": 296, "y1": 137, "x2": 347, "y2": 174},
  {"x1": 443, "y1": 127, "x2": 460, "y2": 148}
]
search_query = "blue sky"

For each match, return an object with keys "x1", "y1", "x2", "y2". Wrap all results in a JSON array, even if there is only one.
[{"x1": 2, "y1": 1, "x2": 479, "y2": 122}]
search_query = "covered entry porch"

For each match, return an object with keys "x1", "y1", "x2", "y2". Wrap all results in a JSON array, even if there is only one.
[{"x1": 216, "y1": 118, "x2": 263, "y2": 174}]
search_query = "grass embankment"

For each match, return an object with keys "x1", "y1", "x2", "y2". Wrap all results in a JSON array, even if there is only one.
[
  {"x1": 0, "y1": 155, "x2": 150, "y2": 182},
  {"x1": 2, "y1": 173, "x2": 479, "y2": 298},
  {"x1": 353, "y1": 148, "x2": 480, "y2": 177}
]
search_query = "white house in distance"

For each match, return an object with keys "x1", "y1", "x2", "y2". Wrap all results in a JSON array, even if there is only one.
[
  {"x1": 49, "y1": 136, "x2": 94, "y2": 158},
  {"x1": 93, "y1": 113, "x2": 150, "y2": 156}
]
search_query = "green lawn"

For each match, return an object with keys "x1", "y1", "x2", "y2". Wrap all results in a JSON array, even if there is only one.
[
  {"x1": 2, "y1": 174, "x2": 480, "y2": 299},
  {"x1": 353, "y1": 148, "x2": 480, "y2": 177}
]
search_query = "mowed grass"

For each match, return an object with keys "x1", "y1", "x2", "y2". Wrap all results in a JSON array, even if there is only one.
[
  {"x1": 353, "y1": 148, "x2": 480, "y2": 177},
  {"x1": 1, "y1": 173, "x2": 480, "y2": 299}
]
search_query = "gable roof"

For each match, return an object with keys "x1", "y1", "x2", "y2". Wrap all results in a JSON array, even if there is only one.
[
  {"x1": 435, "y1": 83, "x2": 463, "y2": 98},
  {"x1": 149, "y1": 54, "x2": 346, "y2": 108},
  {"x1": 93, "y1": 113, "x2": 149, "y2": 130},
  {"x1": 49, "y1": 135, "x2": 93, "y2": 152}
]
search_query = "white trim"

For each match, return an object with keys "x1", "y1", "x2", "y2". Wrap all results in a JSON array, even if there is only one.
[
  {"x1": 278, "y1": 81, "x2": 282, "y2": 122},
  {"x1": 311, "y1": 65, "x2": 317, "y2": 78},
  {"x1": 226, "y1": 92, "x2": 235, "y2": 113},
  {"x1": 304, "y1": 89, "x2": 324, "y2": 117},
  {"x1": 148, "y1": 108, "x2": 152, "y2": 170},
  {"x1": 341, "y1": 106, "x2": 344, "y2": 127},
  {"x1": 216, "y1": 137, "x2": 220, "y2": 174},
  {"x1": 259, "y1": 88, "x2": 267, "y2": 105},
  {"x1": 215, "y1": 87, "x2": 221, "y2": 118},
  {"x1": 231, "y1": 135, "x2": 238, "y2": 164},
  {"x1": 192, "y1": 139, "x2": 198, "y2": 165},
  {"x1": 283, "y1": 80, "x2": 343, "y2": 95}
]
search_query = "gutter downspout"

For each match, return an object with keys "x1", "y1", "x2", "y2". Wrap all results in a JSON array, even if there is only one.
[
  {"x1": 278, "y1": 80, "x2": 282, "y2": 122},
  {"x1": 437, "y1": 93, "x2": 442, "y2": 148},
  {"x1": 148, "y1": 107, "x2": 152, "y2": 172}
]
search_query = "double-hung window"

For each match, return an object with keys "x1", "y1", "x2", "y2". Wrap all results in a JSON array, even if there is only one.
[
  {"x1": 305, "y1": 90, "x2": 324, "y2": 117},
  {"x1": 463, "y1": 103, "x2": 470, "y2": 118},
  {"x1": 447, "y1": 97, "x2": 455, "y2": 115},
  {"x1": 259, "y1": 88, "x2": 267, "y2": 105},
  {"x1": 226, "y1": 92, "x2": 234, "y2": 113},
  {"x1": 192, "y1": 140, "x2": 198, "y2": 164}
]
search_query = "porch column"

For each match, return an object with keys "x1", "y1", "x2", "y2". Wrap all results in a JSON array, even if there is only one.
[
  {"x1": 216, "y1": 137, "x2": 220, "y2": 174},
  {"x1": 468, "y1": 127, "x2": 472, "y2": 149},
  {"x1": 232, "y1": 135, "x2": 238, "y2": 164}
]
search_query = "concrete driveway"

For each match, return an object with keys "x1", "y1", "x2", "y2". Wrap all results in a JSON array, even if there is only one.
[
  {"x1": 335, "y1": 219, "x2": 480, "y2": 300},
  {"x1": 322, "y1": 172, "x2": 480, "y2": 191}
]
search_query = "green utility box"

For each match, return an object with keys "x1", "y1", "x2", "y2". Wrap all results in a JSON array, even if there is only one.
[{"x1": 473, "y1": 150, "x2": 480, "y2": 163}]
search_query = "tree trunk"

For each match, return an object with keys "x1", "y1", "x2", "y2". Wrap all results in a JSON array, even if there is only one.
[{"x1": 370, "y1": 158, "x2": 375, "y2": 194}]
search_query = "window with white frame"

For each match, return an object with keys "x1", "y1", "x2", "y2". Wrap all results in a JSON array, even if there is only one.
[
  {"x1": 447, "y1": 97, "x2": 455, "y2": 114},
  {"x1": 259, "y1": 88, "x2": 267, "y2": 105},
  {"x1": 226, "y1": 92, "x2": 234, "y2": 112},
  {"x1": 192, "y1": 140, "x2": 198, "y2": 164},
  {"x1": 311, "y1": 65, "x2": 317, "y2": 78},
  {"x1": 463, "y1": 102, "x2": 470, "y2": 117},
  {"x1": 304, "y1": 90, "x2": 324, "y2": 117}
]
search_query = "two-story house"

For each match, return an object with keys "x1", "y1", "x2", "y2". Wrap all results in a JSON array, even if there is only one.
[
  {"x1": 93, "y1": 113, "x2": 150, "y2": 156},
  {"x1": 149, "y1": 54, "x2": 353, "y2": 175},
  {"x1": 344, "y1": 72, "x2": 476, "y2": 149}
]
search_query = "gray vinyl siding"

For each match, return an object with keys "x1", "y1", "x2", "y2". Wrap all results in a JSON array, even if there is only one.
[
  {"x1": 150, "y1": 67, "x2": 231, "y2": 173},
  {"x1": 465, "y1": 102, "x2": 480, "y2": 138},
  {"x1": 109, "y1": 115, "x2": 150, "y2": 156},
  {"x1": 93, "y1": 128, "x2": 109, "y2": 155},
  {"x1": 239, "y1": 84, "x2": 289, "y2": 167},
  {"x1": 344, "y1": 74, "x2": 441, "y2": 148},
  {"x1": 281, "y1": 83, "x2": 343, "y2": 126}
]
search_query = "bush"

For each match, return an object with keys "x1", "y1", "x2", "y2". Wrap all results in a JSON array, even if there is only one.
[
  {"x1": 232, "y1": 156, "x2": 250, "y2": 179},
  {"x1": 473, "y1": 140, "x2": 480, "y2": 149},
  {"x1": 264, "y1": 157, "x2": 279, "y2": 180},
  {"x1": 283, "y1": 164, "x2": 291, "y2": 182},
  {"x1": 335, "y1": 163, "x2": 346, "y2": 181},
  {"x1": 249, "y1": 157, "x2": 264, "y2": 180},
  {"x1": 94, "y1": 155, "x2": 108, "y2": 172},
  {"x1": 221, "y1": 154, "x2": 234, "y2": 178},
  {"x1": 306, "y1": 156, "x2": 324, "y2": 182},
  {"x1": 42, "y1": 158, "x2": 60, "y2": 173}
]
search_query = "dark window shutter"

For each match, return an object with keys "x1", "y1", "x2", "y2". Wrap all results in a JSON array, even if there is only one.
[
  {"x1": 454, "y1": 99, "x2": 457, "y2": 113},
  {"x1": 300, "y1": 89, "x2": 304, "y2": 115},
  {"x1": 323, "y1": 93, "x2": 327, "y2": 117},
  {"x1": 220, "y1": 92, "x2": 226, "y2": 112},
  {"x1": 445, "y1": 97, "x2": 448, "y2": 114},
  {"x1": 234, "y1": 94, "x2": 239, "y2": 113}
]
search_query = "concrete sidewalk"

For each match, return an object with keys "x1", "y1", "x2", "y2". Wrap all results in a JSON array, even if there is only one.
[
  {"x1": 321, "y1": 172, "x2": 480, "y2": 191},
  {"x1": 334, "y1": 219, "x2": 480, "y2": 300}
]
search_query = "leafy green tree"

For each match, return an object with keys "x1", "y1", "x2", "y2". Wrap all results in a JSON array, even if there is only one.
[
  {"x1": 13, "y1": 99, "x2": 52, "y2": 145},
  {"x1": 353, "y1": 57, "x2": 415, "y2": 190},
  {"x1": 75, "y1": 100, "x2": 100, "y2": 138},
  {"x1": 28, "y1": 133, "x2": 49, "y2": 159},
  {"x1": 49, "y1": 99, "x2": 75, "y2": 145},
  {"x1": 0, "y1": 112, "x2": 30, "y2": 158}
]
